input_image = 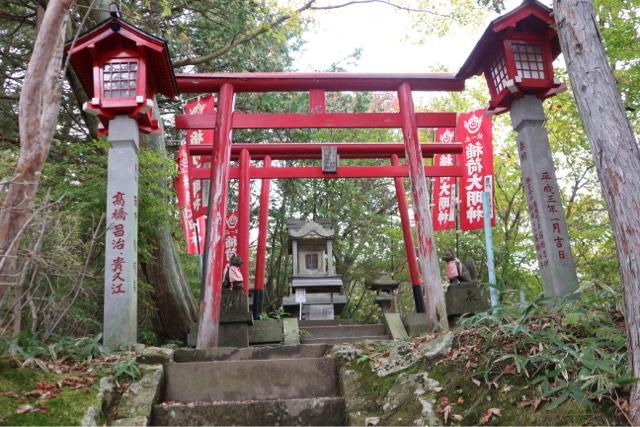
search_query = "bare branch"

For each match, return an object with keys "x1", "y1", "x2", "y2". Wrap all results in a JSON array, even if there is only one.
[{"x1": 310, "y1": 0, "x2": 450, "y2": 18}]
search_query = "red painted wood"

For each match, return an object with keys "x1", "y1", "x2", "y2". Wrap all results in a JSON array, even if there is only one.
[
  {"x1": 238, "y1": 149, "x2": 251, "y2": 295},
  {"x1": 197, "y1": 83, "x2": 234, "y2": 349},
  {"x1": 391, "y1": 155, "x2": 422, "y2": 291},
  {"x1": 309, "y1": 90, "x2": 326, "y2": 113},
  {"x1": 187, "y1": 143, "x2": 463, "y2": 159},
  {"x1": 254, "y1": 156, "x2": 271, "y2": 292},
  {"x1": 191, "y1": 165, "x2": 463, "y2": 180},
  {"x1": 175, "y1": 72, "x2": 464, "y2": 93},
  {"x1": 175, "y1": 112, "x2": 457, "y2": 130},
  {"x1": 398, "y1": 82, "x2": 448, "y2": 329}
]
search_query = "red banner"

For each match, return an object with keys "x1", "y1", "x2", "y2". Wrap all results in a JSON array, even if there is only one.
[
  {"x1": 457, "y1": 109, "x2": 495, "y2": 231},
  {"x1": 432, "y1": 128, "x2": 457, "y2": 231},
  {"x1": 185, "y1": 96, "x2": 215, "y2": 219},
  {"x1": 224, "y1": 211, "x2": 239, "y2": 270},
  {"x1": 176, "y1": 145, "x2": 206, "y2": 254}
]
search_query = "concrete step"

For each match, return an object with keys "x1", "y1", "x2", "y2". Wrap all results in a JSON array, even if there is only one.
[
  {"x1": 173, "y1": 344, "x2": 331, "y2": 363},
  {"x1": 152, "y1": 397, "x2": 346, "y2": 426},
  {"x1": 301, "y1": 324, "x2": 387, "y2": 339},
  {"x1": 301, "y1": 335, "x2": 391, "y2": 345},
  {"x1": 164, "y1": 357, "x2": 338, "y2": 402},
  {"x1": 299, "y1": 319, "x2": 355, "y2": 327}
]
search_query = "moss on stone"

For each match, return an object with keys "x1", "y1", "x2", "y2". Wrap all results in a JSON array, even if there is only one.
[{"x1": 0, "y1": 359, "x2": 102, "y2": 426}]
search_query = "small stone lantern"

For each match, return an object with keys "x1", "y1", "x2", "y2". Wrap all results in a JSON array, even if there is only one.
[
  {"x1": 457, "y1": 0, "x2": 564, "y2": 114},
  {"x1": 366, "y1": 272, "x2": 400, "y2": 314},
  {"x1": 65, "y1": 7, "x2": 177, "y2": 134}
]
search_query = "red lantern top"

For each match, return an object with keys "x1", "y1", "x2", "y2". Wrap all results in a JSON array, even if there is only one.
[
  {"x1": 65, "y1": 15, "x2": 177, "y2": 134},
  {"x1": 457, "y1": 0, "x2": 564, "y2": 114}
]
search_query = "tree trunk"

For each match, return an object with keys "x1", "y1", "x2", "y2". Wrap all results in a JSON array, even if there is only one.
[
  {"x1": 142, "y1": 110, "x2": 198, "y2": 342},
  {"x1": 0, "y1": 0, "x2": 72, "y2": 305},
  {"x1": 553, "y1": 0, "x2": 640, "y2": 421}
]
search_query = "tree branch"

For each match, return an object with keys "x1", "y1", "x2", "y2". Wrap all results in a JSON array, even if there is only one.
[{"x1": 174, "y1": 0, "x2": 317, "y2": 68}]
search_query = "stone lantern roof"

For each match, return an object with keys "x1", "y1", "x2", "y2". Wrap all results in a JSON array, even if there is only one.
[{"x1": 456, "y1": 0, "x2": 560, "y2": 81}]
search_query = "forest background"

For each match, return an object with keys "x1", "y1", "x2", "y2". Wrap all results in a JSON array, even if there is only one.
[{"x1": 0, "y1": 0, "x2": 636, "y2": 348}]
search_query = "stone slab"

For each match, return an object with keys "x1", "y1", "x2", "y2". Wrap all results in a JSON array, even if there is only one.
[
  {"x1": 115, "y1": 364, "x2": 163, "y2": 422},
  {"x1": 299, "y1": 319, "x2": 355, "y2": 327},
  {"x1": 445, "y1": 284, "x2": 490, "y2": 316},
  {"x1": 112, "y1": 417, "x2": 147, "y2": 426},
  {"x1": 301, "y1": 324, "x2": 386, "y2": 339},
  {"x1": 383, "y1": 313, "x2": 409, "y2": 341},
  {"x1": 164, "y1": 357, "x2": 338, "y2": 402},
  {"x1": 283, "y1": 318, "x2": 300, "y2": 345},
  {"x1": 136, "y1": 346, "x2": 174, "y2": 364},
  {"x1": 402, "y1": 312, "x2": 434, "y2": 337},
  {"x1": 249, "y1": 319, "x2": 283, "y2": 345},
  {"x1": 300, "y1": 336, "x2": 390, "y2": 345},
  {"x1": 219, "y1": 323, "x2": 249, "y2": 348},
  {"x1": 152, "y1": 397, "x2": 346, "y2": 426},
  {"x1": 173, "y1": 344, "x2": 332, "y2": 363}
]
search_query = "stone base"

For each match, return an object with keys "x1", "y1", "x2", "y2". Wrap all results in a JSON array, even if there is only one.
[
  {"x1": 220, "y1": 323, "x2": 250, "y2": 348},
  {"x1": 302, "y1": 304, "x2": 335, "y2": 320},
  {"x1": 219, "y1": 288, "x2": 253, "y2": 348},
  {"x1": 249, "y1": 319, "x2": 283, "y2": 345},
  {"x1": 445, "y1": 283, "x2": 489, "y2": 316},
  {"x1": 402, "y1": 312, "x2": 434, "y2": 337}
]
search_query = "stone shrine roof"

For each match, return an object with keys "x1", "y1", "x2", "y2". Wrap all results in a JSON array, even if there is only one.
[{"x1": 287, "y1": 219, "x2": 334, "y2": 240}]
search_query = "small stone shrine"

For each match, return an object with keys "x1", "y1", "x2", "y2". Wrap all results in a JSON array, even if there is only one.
[
  {"x1": 282, "y1": 219, "x2": 346, "y2": 320},
  {"x1": 366, "y1": 272, "x2": 400, "y2": 314}
]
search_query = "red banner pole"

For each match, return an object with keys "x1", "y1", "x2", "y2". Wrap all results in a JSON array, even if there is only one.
[
  {"x1": 391, "y1": 154, "x2": 425, "y2": 313},
  {"x1": 238, "y1": 148, "x2": 251, "y2": 295},
  {"x1": 197, "y1": 83, "x2": 235, "y2": 349},
  {"x1": 254, "y1": 156, "x2": 271, "y2": 319},
  {"x1": 397, "y1": 82, "x2": 448, "y2": 330}
]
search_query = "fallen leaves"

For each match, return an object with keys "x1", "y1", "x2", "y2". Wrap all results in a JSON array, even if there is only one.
[
  {"x1": 436, "y1": 396, "x2": 464, "y2": 424},
  {"x1": 480, "y1": 407, "x2": 502, "y2": 425},
  {"x1": 517, "y1": 397, "x2": 544, "y2": 411}
]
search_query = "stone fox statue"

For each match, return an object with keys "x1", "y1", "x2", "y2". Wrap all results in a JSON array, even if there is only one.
[
  {"x1": 223, "y1": 255, "x2": 244, "y2": 290},
  {"x1": 442, "y1": 249, "x2": 474, "y2": 285}
]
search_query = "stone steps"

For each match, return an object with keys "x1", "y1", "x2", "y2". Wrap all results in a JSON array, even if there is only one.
[
  {"x1": 299, "y1": 319, "x2": 355, "y2": 327},
  {"x1": 301, "y1": 324, "x2": 387, "y2": 339},
  {"x1": 301, "y1": 335, "x2": 391, "y2": 345},
  {"x1": 165, "y1": 357, "x2": 338, "y2": 402},
  {"x1": 173, "y1": 344, "x2": 331, "y2": 363},
  {"x1": 153, "y1": 397, "x2": 346, "y2": 426},
  {"x1": 153, "y1": 345, "x2": 346, "y2": 426},
  {"x1": 298, "y1": 322, "x2": 392, "y2": 345}
]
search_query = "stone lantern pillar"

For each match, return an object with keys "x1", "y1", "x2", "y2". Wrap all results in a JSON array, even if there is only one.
[
  {"x1": 65, "y1": 9, "x2": 177, "y2": 347},
  {"x1": 456, "y1": 0, "x2": 578, "y2": 298}
]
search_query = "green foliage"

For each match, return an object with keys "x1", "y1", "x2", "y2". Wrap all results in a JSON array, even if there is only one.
[
  {"x1": 259, "y1": 307, "x2": 289, "y2": 320},
  {"x1": 460, "y1": 295, "x2": 632, "y2": 409},
  {"x1": 0, "y1": 334, "x2": 109, "y2": 367},
  {"x1": 111, "y1": 358, "x2": 141, "y2": 383}
]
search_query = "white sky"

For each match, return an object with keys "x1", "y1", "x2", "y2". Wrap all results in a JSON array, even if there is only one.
[{"x1": 288, "y1": 0, "x2": 529, "y2": 73}]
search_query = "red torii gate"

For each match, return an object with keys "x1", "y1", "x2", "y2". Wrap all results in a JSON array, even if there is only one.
[{"x1": 175, "y1": 73, "x2": 465, "y2": 348}]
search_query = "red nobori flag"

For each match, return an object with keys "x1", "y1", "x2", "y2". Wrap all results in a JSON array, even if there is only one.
[
  {"x1": 176, "y1": 145, "x2": 206, "y2": 254},
  {"x1": 457, "y1": 109, "x2": 495, "y2": 231},
  {"x1": 432, "y1": 128, "x2": 457, "y2": 231},
  {"x1": 185, "y1": 96, "x2": 215, "y2": 219}
]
